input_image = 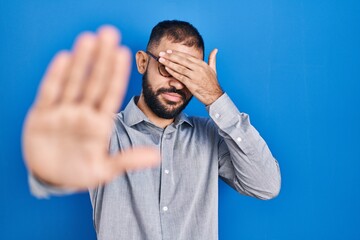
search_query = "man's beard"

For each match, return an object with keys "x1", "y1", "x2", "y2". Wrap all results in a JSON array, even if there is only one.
[{"x1": 142, "y1": 71, "x2": 192, "y2": 119}]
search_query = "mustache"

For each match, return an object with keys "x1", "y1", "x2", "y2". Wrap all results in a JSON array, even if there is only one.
[{"x1": 156, "y1": 87, "x2": 186, "y2": 100}]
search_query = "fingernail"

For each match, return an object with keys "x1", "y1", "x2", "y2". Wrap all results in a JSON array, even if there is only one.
[
  {"x1": 166, "y1": 50, "x2": 172, "y2": 54},
  {"x1": 159, "y1": 51, "x2": 165, "y2": 57},
  {"x1": 159, "y1": 57, "x2": 165, "y2": 63}
]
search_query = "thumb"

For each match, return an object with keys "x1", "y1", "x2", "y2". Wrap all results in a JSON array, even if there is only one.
[
  {"x1": 101, "y1": 147, "x2": 161, "y2": 182},
  {"x1": 208, "y1": 48, "x2": 218, "y2": 73}
]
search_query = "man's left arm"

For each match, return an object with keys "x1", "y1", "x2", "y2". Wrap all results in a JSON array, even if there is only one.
[{"x1": 159, "y1": 49, "x2": 281, "y2": 200}]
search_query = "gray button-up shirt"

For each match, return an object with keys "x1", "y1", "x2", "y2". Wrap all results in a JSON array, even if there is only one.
[{"x1": 30, "y1": 93, "x2": 281, "y2": 240}]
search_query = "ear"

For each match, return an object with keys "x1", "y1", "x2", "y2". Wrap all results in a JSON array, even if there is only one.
[{"x1": 135, "y1": 51, "x2": 148, "y2": 74}]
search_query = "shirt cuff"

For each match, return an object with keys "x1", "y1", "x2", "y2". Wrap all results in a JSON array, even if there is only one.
[
  {"x1": 28, "y1": 173, "x2": 75, "y2": 198},
  {"x1": 206, "y1": 93, "x2": 257, "y2": 155},
  {"x1": 206, "y1": 93, "x2": 241, "y2": 129}
]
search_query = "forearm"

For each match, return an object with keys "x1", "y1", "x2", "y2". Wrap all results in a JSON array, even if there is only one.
[{"x1": 208, "y1": 93, "x2": 281, "y2": 200}]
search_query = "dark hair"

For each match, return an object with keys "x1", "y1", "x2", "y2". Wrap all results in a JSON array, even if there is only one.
[{"x1": 146, "y1": 20, "x2": 204, "y2": 56}]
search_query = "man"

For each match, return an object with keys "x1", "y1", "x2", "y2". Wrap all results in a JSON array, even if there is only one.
[{"x1": 23, "y1": 20, "x2": 281, "y2": 240}]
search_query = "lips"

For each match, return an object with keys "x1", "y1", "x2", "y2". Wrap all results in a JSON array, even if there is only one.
[{"x1": 161, "y1": 92, "x2": 183, "y2": 102}]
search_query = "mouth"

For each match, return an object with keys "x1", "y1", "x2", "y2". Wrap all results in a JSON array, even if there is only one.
[{"x1": 161, "y1": 92, "x2": 184, "y2": 103}]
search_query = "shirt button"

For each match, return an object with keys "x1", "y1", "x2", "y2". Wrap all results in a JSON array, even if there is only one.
[
  {"x1": 163, "y1": 206, "x2": 168, "y2": 212},
  {"x1": 164, "y1": 169, "x2": 170, "y2": 174},
  {"x1": 215, "y1": 113, "x2": 220, "y2": 119},
  {"x1": 237, "y1": 137, "x2": 242, "y2": 142},
  {"x1": 166, "y1": 134, "x2": 172, "y2": 139}
]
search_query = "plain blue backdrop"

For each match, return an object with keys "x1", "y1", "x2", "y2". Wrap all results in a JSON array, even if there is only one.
[{"x1": 1, "y1": 0, "x2": 359, "y2": 239}]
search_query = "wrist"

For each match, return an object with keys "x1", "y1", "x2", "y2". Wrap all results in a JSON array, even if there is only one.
[{"x1": 205, "y1": 89, "x2": 224, "y2": 106}]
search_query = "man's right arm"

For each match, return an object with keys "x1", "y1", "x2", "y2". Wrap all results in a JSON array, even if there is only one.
[
  {"x1": 22, "y1": 26, "x2": 160, "y2": 196},
  {"x1": 208, "y1": 94, "x2": 281, "y2": 200},
  {"x1": 28, "y1": 173, "x2": 76, "y2": 198}
]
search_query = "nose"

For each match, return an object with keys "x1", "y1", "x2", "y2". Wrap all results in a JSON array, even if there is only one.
[{"x1": 168, "y1": 77, "x2": 185, "y2": 90}]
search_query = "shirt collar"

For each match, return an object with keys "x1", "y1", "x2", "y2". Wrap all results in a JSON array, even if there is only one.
[
  {"x1": 123, "y1": 96, "x2": 193, "y2": 128},
  {"x1": 174, "y1": 111, "x2": 193, "y2": 128}
]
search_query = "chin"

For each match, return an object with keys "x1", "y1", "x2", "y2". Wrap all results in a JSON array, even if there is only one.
[{"x1": 163, "y1": 99, "x2": 183, "y2": 107}]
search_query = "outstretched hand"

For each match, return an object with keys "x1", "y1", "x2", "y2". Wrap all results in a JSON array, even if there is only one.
[{"x1": 22, "y1": 26, "x2": 160, "y2": 190}]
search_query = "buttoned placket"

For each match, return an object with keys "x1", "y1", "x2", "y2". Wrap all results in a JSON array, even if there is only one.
[{"x1": 158, "y1": 124, "x2": 177, "y2": 240}]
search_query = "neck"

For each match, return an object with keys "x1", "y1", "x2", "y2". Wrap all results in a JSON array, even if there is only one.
[{"x1": 137, "y1": 94, "x2": 174, "y2": 129}]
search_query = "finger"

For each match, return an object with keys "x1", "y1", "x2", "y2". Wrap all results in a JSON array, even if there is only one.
[
  {"x1": 99, "y1": 46, "x2": 131, "y2": 113},
  {"x1": 101, "y1": 147, "x2": 161, "y2": 182},
  {"x1": 208, "y1": 48, "x2": 218, "y2": 73},
  {"x1": 163, "y1": 49, "x2": 204, "y2": 64},
  {"x1": 62, "y1": 32, "x2": 97, "y2": 103},
  {"x1": 158, "y1": 57, "x2": 193, "y2": 78},
  {"x1": 159, "y1": 50, "x2": 202, "y2": 70},
  {"x1": 164, "y1": 66, "x2": 193, "y2": 88},
  {"x1": 83, "y1": 26, "x2": 119, "y2": 106},
  {"x1": 35, "y1": 51, "x2": 71, "y2": 108}
]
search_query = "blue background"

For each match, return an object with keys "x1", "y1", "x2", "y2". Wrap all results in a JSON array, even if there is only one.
[{"x1": 1, "y1": 0, "x2": 359, "y2": 239}]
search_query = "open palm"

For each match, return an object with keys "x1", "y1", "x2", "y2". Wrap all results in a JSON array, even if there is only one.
[{"x1": 22, "y1": 26, "x2": 160, "y2": 190}]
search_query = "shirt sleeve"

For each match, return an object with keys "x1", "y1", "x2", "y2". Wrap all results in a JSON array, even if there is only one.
[
  {"x1": 207, "y1": 93, "x2": 281, "y2": 200},
  {"x1": 28, "y1": 173, "x2": 76, "y2": 198}
]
